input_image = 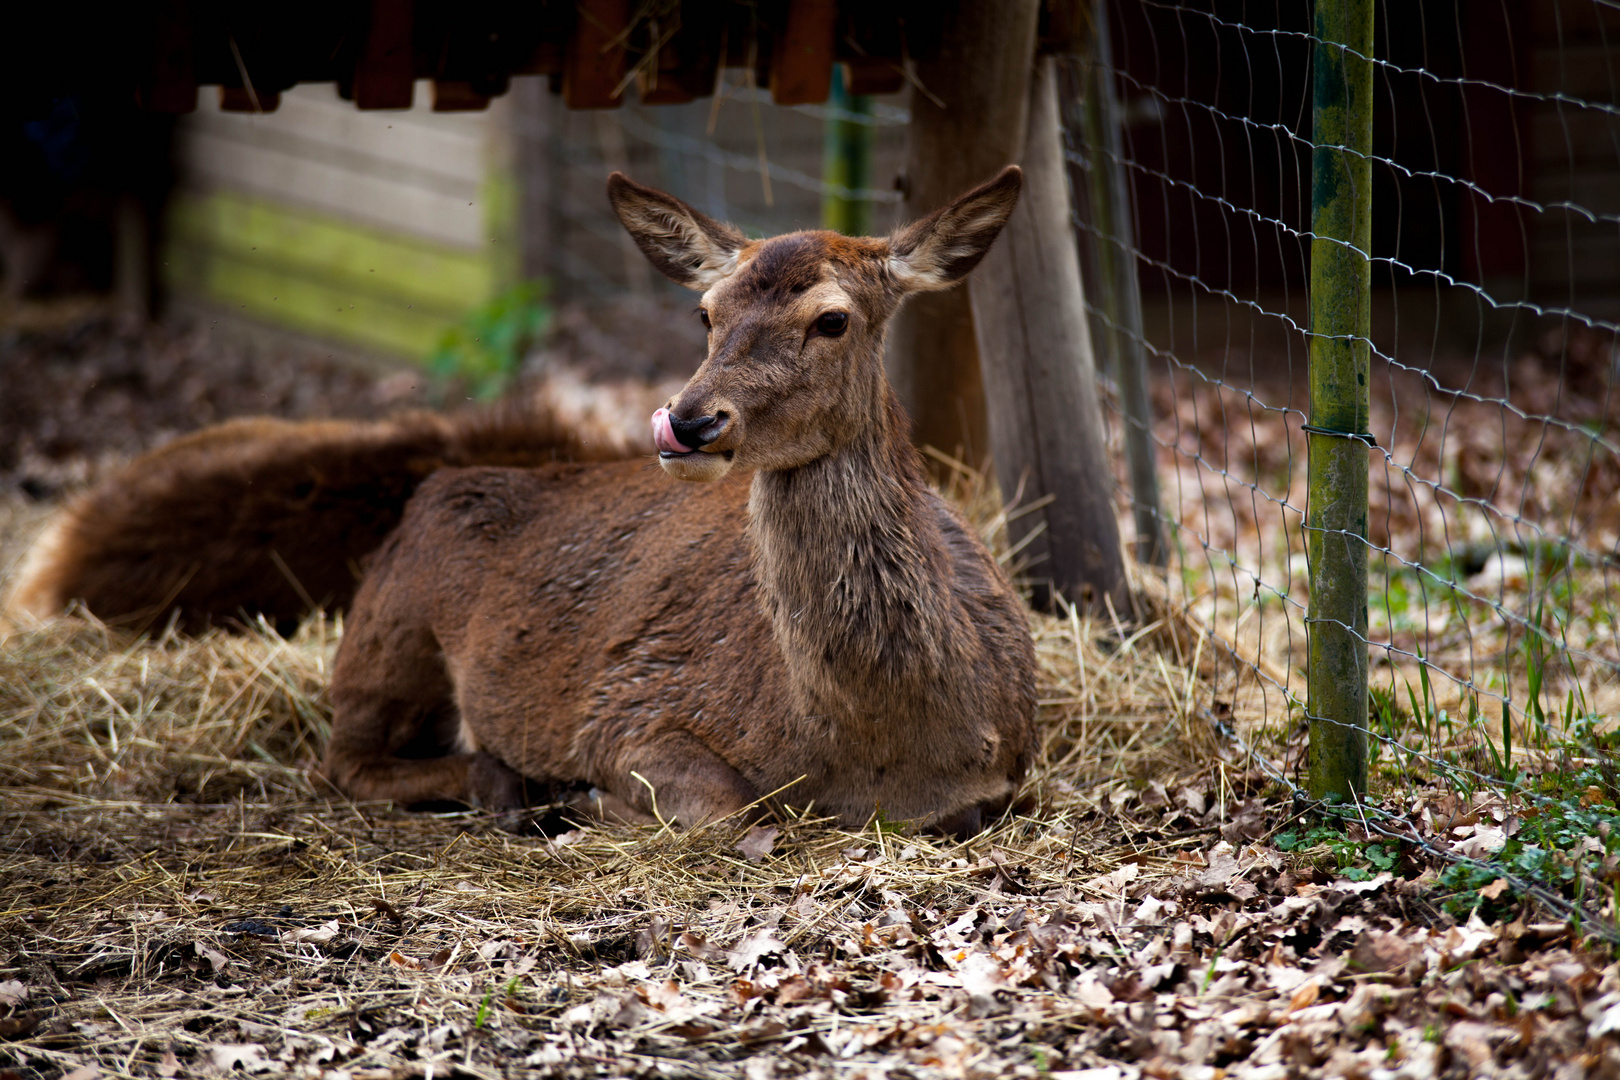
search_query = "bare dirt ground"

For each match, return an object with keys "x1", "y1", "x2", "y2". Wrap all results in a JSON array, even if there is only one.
[{"x1": 2, "y1": 311, "x2": 1619, "y2": 1080}]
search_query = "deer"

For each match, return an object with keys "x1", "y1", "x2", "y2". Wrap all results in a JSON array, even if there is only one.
[{"x1": 8, "y1": 167, "x2": 1037, "y2": 835}]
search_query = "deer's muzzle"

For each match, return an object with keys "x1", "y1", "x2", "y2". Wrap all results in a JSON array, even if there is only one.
[
  {"x1": 651, "y1": 408, "x2": 690, "y2": 456},
  {"x1": 651, "y1": 408, "x2": 735, "y2": 482}
]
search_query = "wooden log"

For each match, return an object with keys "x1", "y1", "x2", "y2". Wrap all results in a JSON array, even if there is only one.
[
  {"x1": 968, "y1": 56, "x2": 1128, "y2": 613},
  {"x1": 841, "y1": 56, "x2": 904, "y2": 96},
  {"x1": 137, "y1": 0, "x2": 197, "y2": 113},
  {"x1": 563, "y1": 0, "x2": 628, "y2": 109},
  {"x1": 219, "y1": 87, "x2": 279, "y2": 113},
  {"x1": 887, "y1": 0, "x2": 1040, "y2": 469},
  {"x1": 1305, "y1": 0, "x2": 1374, "y2": 803},
  {"x1": 642, "y1": 4, "x2": 725, "y2": 103},
  {"x1": 353, "y1": 0, "x2": 415, "y2": 110},
  {"x1": 432, "y1": 79, "x2": 490, "y2": 111},
  {"x1": 769, "y1": 0, "x2": 837, "y2": 105}
]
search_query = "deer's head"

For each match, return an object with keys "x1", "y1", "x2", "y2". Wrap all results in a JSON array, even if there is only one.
[{"x1": 608, "y1": 167, "x2": 1023, "y2": 481}]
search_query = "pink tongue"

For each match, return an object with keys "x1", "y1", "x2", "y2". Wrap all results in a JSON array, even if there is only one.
[{"x1": 651, "y1": 408, "x2": 691, "y2": 455}]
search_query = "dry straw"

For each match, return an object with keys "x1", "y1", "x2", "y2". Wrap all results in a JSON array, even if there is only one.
[{"x1": 0, "y1": 474, "x2": 1245, "y2": 1078}]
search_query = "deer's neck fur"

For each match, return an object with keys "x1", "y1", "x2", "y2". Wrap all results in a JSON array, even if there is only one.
[{"x1": 747, "y1": 386, "x2": 970, "y2": 721}]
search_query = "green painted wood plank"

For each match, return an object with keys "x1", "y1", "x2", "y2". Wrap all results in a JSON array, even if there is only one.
[
  {"x1": 165, "y1": 189, "x2": 503, "y2": 359},
  {"x1": 168, "y1": 190, "x2": 495, "y2": 311},
  {"x1": 168, "y1": 239, "x2": 465, "y2": 357}
]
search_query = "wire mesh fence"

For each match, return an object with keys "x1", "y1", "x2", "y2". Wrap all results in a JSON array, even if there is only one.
[
  {"x1": 1062, "y1": 0, "x2": 1620, "y2": 885},
  {"x1": 510, "y1": 76, "x2": 910, "y2": 305}
]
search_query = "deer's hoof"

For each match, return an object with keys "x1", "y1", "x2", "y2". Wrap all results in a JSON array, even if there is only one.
[{"x1": 466, "y1": 752, "x2": 528, "y2": 812}]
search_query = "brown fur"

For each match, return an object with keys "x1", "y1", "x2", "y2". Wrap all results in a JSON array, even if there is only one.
[
  {"x1": 14, "y1": 167, "x2": 1036, "y2": 834},
  {"x1": 8, "y1": 403, "x2": 621, "y2": 633}
]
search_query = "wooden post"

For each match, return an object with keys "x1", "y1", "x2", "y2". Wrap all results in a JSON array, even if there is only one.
[
  {"x1": 563, "y1": 0, "x2": 628, "y2": 109},
  {"x1": 888, "y1": 0, "x2": 1040, "y2": 468},
  {"x1": 1305, "y1": 0, "x2": 1374, "y2": 803},
  {"x1": 113, "y1": 196, "x2": 151, "y2": 319},
  {"x1": 352, "y1": 0, "x2": 414, "y2": 110},
  {"x1": 969, "y1": 56, "x2": 1128, "y2": 613},
  {"x1": 1080, "y1": 3, "x2": 1164, "y2": 567},
  {"x1": 768, "y1": 0, "x2": 837, "y2": 106}
]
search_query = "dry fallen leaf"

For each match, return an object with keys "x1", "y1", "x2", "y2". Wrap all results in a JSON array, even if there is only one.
[
  {"x1": 1199, "y1": 842, "x2": 1242, "y2": 887},
  {"x1": 1590, "y1": 995, "x2": 1620, "y2": 1040},
  {"x1": 1455, "y1": 825, "x2": 1508, "y2": 859},
  {"x1": 1348, "y1": 930, "x2": 1415, "y2": 974},
  {"x1": 958, "y1": 952, "x2": 1011, "y2": 1018},
  {"x1": 1444, "y1": 1020, "x2": 1496, "y2": 1070},
  {"x1": 1174, "y1": 783, "x2": 1208, "y2": 817},
  {"x1": 1219, "y1": 798, "x2": 1271, "y2": 843},
  {"x1": 1287, "y1": 979, "x2": 1321, "y2": 1013},
  {"x1": 287, "y1": 919, "x2": 340, "y2": 944},
  {"x1": 209, "y1": 1044, "x2": 273, "y2": 1074},
  {"x1": 727, "y1": 931, "x2": 786, "y2": 972},
  {"x1": 193, "y1": 941, "x2": 230, "y2": 974},
  {"x1": 1083, "y1": 863, "x2": 1140, "y2": 894},
  {"x1": 387, "y1": 950, "x2": 423, "y2": 971},
  {"x1": 735, "y1": 825, "x2": 780, "y2": 863},
  {"x1": 0, "y1": 1015, "x2": 41, "y2": 1040}
]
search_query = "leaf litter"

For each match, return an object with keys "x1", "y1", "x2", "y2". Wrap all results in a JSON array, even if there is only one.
[{"x1": 5, "y1": 539, "x2": 1617, "y2": 1079}]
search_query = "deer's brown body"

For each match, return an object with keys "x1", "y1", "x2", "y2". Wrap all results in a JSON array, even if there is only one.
[{"x1": 11, "y1": 168, "x2": 1037, "y2": 832}]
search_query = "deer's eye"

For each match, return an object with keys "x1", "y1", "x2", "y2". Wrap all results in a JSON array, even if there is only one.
[
  {"x1": 698, "y1": 308, "x2": 712, "y2": 330},
  {"x1": 814, "y1": 311, "x2": 849, "y2": 337}
]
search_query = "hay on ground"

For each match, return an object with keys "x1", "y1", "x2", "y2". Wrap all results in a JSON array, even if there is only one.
[{"x1": 0, "y1": 470, "x2": 1254, "y2": 1078}]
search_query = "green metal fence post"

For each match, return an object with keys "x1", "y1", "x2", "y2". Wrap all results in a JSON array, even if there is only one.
[
  {"x1": 1306, "y1": 0, "x2": 1374, "y2": 802},
  {"x1": 821, "y1": 67, "x2": 874, "y2": 236}
]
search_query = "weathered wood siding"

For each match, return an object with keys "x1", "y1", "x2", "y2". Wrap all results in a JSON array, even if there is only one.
[{"x1": 167, "y1": 82, "x2": 510, "y2": 359}]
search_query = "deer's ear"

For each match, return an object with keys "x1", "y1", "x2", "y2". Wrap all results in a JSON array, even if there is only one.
[
  {"x1": 607, "y1": 173, "x2": 747, "y2": 290},
  {"x1": 887, "y1": 166, "x2": 1023, "y2": 292}
]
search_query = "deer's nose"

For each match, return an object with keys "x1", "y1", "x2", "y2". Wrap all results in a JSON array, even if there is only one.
[{"x1": 670, "y1": 412, "x2": 727, "y2": 450}]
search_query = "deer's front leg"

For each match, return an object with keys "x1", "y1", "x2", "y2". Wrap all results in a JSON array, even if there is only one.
[
  {"x1": 325, "y1": 608, "x2": 531, "y2": 811},
  {"x1": 596, "y1": 731, "x2": 759, "y2": 827}
]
